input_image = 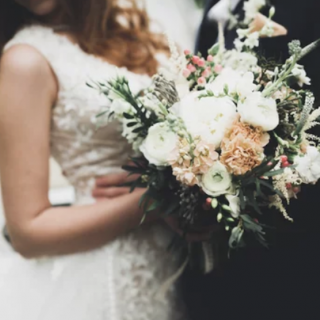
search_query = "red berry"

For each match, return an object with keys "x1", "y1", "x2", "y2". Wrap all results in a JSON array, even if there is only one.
[
  {"x1": 286, "y1": 183, "x2": 292, "y2": 189},
  {"x1": 280, "y1": 155, "x2": 288, "y2": 162},
  {"x1": 282, "y1": 161, "x2": 290, "y2": 167},
  {"x1": 293, "y1": 187, "x2": 300, "y2": 194},
  {"x1": 206, "y1": 198, "x2": 212, "y2": 205}
]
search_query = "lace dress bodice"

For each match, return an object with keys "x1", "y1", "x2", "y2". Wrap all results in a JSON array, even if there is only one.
[
  {"x1": 6, "y1": 25, "x2": 153, "y2": 202},
  {"x1": 1, "y1": 25, "x2": 186, "y2": 320}
]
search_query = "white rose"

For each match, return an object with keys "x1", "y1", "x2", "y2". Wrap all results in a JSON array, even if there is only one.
[
  {"x1": 226, "y1": 194, "x2": 241, "y2": 218},
  {"x1": 140, "y1": 122, "x2": 179, "y2": 166},
  {"x1": 294, "y1": 146, "x2": 320, "y2": 184},
  {"x1": 207, "y1": 68, "x2": 257, "y2": 99},
  {"x1": 238, "y1": 92, "x2": 279, "y2": 131},
  {"x1": 292, "y1": 64, "x2": 311, "y2": 87},
  {"x1": 173, "y1": 92, "x2": 237, "y2": 148},
  {"x1": 201, "y1": 161, "x2": 233, "y2": 197}
]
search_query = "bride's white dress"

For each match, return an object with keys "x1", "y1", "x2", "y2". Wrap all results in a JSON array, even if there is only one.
[{"x1": 0, "y1": 25, "x2": 186, "y2": 320}]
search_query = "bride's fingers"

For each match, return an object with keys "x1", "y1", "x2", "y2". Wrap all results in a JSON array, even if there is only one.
[
  {"x1": 92, "y1": 187, "x2": 131, "y2": 198},
  {"x1": 95, "y1": 173, "x2": 140, "y2": 188},
  {"x1": 95, "y1": 172, "x2": 129, "y2": 187}
]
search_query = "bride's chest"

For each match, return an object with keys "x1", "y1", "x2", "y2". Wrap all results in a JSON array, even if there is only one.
[{"x1": 51, "y1": 57, "x2": 151, "y2": 140}]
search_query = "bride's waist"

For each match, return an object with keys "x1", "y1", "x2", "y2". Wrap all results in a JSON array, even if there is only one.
[{"x1": 64, "y1": 167, "x2": 126, "y2": 204}]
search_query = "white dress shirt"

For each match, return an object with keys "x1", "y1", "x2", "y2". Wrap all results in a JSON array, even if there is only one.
[
  {"x1": 208, "y1": 0, "x2": 241, "y2": 26},
  {"x1": 145, "y1": 0, "x2": 203, "y2": 50}
]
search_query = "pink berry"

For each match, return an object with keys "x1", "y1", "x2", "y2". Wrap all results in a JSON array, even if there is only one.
[
  {"x1": 202, "y1": 68, "x2": 211, "y2": 78},
  {"x1": 197, "y1": 77, "x2": 206, "y2": 86},
  {"x1": 267, "y1": 162, "x2": 273, "y2": 166},
  {"x1": 183, "y1": 69, "x2": 191, "y2": 78},
  {"x1": 207, "y1": 55, "x2": 214, "y2": 62},
  {"x1": 282, "y1": 161, "x2": 290, "y2": 167},
  {"x1": 184, "y1": 49, "x2": 191, "y2": 55},
  {"x1": 197, "y1": 59, "x2": 205, "y2": 67},
  {"x1": 192, "y1": 56, "x2": 200, "y2": 64},
  {"x1": 214, "y1": 64, "x2": 223, "y2": 73},
  {"x1": 286, "y1": 183, "x2": 292, "y2": 189},
  {"x1": 280, "y1": 155, "x2": 288, "y2": 162},
  {"x1": 206, "y1": 198, "x2": 212, "y2": 205},
  {"x1": 187, "y1": 64, "x2": 197, "y2": 72}
]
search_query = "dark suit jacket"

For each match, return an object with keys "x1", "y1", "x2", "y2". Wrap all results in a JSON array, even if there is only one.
[
  {"x1": 196, "y1": 0, "x2": 320, "y2": 100},
  {"x1": 182, "y1": 1, "x2": 320, "y2": 320}
]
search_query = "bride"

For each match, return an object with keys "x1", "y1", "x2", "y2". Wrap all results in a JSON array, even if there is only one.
[{"x1": 0, "y1": 0, "x2": 189, "y2": 319}]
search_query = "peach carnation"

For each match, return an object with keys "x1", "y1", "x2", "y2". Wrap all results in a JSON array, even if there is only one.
[{"x1": 220, "y1": 119, "x2": 270, "y2": 175}]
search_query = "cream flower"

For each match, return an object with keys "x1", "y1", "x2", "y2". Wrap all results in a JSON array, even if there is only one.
[
  {"x1": 207, "y1": 68, "x2": 257, "y2": 99},
  {"x1": 201, "y1": 161, "x2": 233, "y2": 197},
  {"x1": 294, "y1": 146, "x2": 320, "y2": 184},
  {"x1": 173, "y1": 92, "x2": 237, "y2": 148},
  {"x1": 226, "y1": 194, "x2": 241, "y2": 218},
  {"x1": 140, "y1": 122, "x2": 179, "y2": 166},
  {"x1": 238, "y1": 92, "x2": 279, "y2": 131},
  {"x1": 292, "y1": 64, "x2": 311, "y2": 87}
]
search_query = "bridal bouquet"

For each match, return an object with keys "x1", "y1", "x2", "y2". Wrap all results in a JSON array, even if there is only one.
[{"x1": 92, "y1": 3, "x2": 320, "y2": 254}]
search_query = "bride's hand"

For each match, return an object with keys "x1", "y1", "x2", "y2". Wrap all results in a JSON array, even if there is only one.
[{"x1": 92, "y1": 172, "x2": 140, "y2": 200}]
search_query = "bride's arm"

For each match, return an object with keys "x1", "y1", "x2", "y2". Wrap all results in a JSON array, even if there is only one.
[{"x1": 0, "y1": 45, "x2": 149, "y2": 259}]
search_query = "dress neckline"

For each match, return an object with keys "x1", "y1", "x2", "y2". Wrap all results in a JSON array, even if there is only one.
[{"x1": 39, "y1": 25, "x2": 151, "y2": 80}]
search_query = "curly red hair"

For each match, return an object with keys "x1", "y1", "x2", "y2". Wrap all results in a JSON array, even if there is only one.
[{"x1": 0, "y1": 0, "x2": 168, "y2": 76}]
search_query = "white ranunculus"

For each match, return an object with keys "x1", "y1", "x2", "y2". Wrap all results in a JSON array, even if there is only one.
[
  {"x1": 173, "y1": 92, "x2": 237, "y2": 148},
  {"x1": 292, "y1": 64, "x2": 311, "y2": 87},
  {"x1": 238, "y1": 92, "x2": 279, "y2": 131},
  {"x1": 140, "y1": 122, "x2": 179, "y2": 166},
  {"x1": 294, "y1": 146, "x2": 320, "y2": 184},
  {"x1": 207, "y1": 68, "x2": 257, "y2": 99},
  {"x1": 226, "y1": 194, "x2": 241, "y2": 218},
  {"x1": 201, "y1": 162, "x2": 233, "y2": 197}
]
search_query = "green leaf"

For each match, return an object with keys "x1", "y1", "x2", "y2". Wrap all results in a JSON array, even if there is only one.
[
  {"x1": 239, "y1": 188, "x2": 246, "y2": 210},
  {"x1": 256, "y1": 179, "x2": 262, "y2": 197},
  {"x1": 259, "y1": 180, "x2": 284, "y2": 198},
  {"x1": 96, "y1": 111, "x2": 108, "y2": 118},
  {"x1": 132, "y1": 127, "x2": 144, "y2": 134},
  {"x1": 123, "y1": 113, "x2": 135, "y2": 120},
  {"x1": 263, "y1": 165, "x2": 297, "y2": 177},
  {"x1": 208, "y1": 43, "x2": 220, "y2": 56},
  {"x1": 146, "y1": 201, "x2": 161, "y2": 212},
  {"x1": 165, "y1": 201, "x2": 180, "y2": 216},
  {"x1": 127, "y1": 122, "x2": 138, "y2": 128}
]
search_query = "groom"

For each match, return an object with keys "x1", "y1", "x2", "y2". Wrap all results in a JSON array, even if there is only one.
[{"x1": 180, "y1": 0, "x2": 320, "y2": 319}]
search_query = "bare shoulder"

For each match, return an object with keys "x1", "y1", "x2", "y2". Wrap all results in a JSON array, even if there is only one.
[{"x1": 0, "y1": 44, "x2": 57, "y2": 96}]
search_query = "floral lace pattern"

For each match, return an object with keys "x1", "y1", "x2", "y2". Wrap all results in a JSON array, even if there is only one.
[{"x1": 0, "y1": 25, "x2": 187, "y2": 320}]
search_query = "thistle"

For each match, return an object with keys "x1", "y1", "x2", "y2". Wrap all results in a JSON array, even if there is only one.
[
  {"x1": 294, "y1": 92, "x2": 315, "y2": 136},
  {"x1": 152, "y1": 74, "x2": 180, "y2": 107}
]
